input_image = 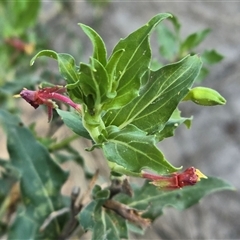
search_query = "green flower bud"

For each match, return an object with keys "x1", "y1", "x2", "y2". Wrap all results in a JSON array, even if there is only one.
[{"x1": 183, "y1": 87, "x2": 226, "y2": 106}]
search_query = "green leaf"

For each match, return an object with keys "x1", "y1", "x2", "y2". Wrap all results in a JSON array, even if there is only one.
[
  {"x1": 57, "y1": 109, "x2": 91, "y2": 140},
  {"x1": 155, "y1": 109, "x2": 192, "y2": 142},
  {"x1": 103, "y1": 55, "x2": 202, "y2": 134},
  {"x1": 106, "y1": 209, "x2": 128, "y2": 239},
  {"x1": 201, "y1": 49, "x2": 224, "y2": 65},
  {"x1": 180, "y1": 28, "x2": 211, "y2": 54},
  {"x1": 103, "y1": 125, "x2": 180, "y2": 175},
  {"x1": 156, "y1": 15, "x2": 181, "y2": 61},
  {"x1": 96, "y1": 189, "x2": 110, "y2": 200},
  {"x1": 56, "y1": 53, "x2": 79, "y2": 84},
  {"x1": 79, "y1": 200, "x2": 98, "y2": 231},
  {"x1": 104, "y1": 49, "x2": 125, "y2": 103},
  {"x1": 169, "y1": 15, "x2": 181, "y2": 34},
  {"x1": 195, "y1": 66, "x2": 209, "y2": 83},
  {"x1": 31, "y1": 50, "x2": 79, "y2": 84},
  {"x1": 8, "y1": 207, "x2": 38, "y2": 239},
  {"x1": 101, "y1": 210, "x2": 122, "y2": 240},
  {"x1": 79, "y1": 200, "x2": 126, "y2": 240},
  {"x1": 79, "y1": 24, "x2": 107, "y2": 66},
  {"x1": 127, "y1": 222, "x2": 145, "y2": 236},
  {"x1": 0, "y1": 159, "x2": 19, "y2": 179},
  {"x1": 79, "y1": 185, "x2": 115, "y2": 239},
  {"x1": 115, "y1": 177, "x2": 234, "y2": 221},
  {"x1": 157, "y1": 24, "x2": 179, "y2": 61},
  {"x1": 0, "y1": 160, "x2": 18, "y2": 208},
  {"x1": 105, "y1": 13, "x2": 172, "y2": 109},
  {"x1": 31, "y1": 50, "x2": 83, "y2": 102},
  {"x1": 79, "y1": 57, "x2": 110, "y2": 107},
  {"x1": 30, "y1": 49, "x2": 58, "y2": 64},
  {"x1": 1, "y1": 0, "x2": 40, "y2": 37},
  {"x1": 91, "y1": 211, "x2": 107, "y2": 240},
  {"x1": 0, "y1": 110, "x2": 68, "y2": 239},
  {"x1": 92, "y1": 210, "x2": 120, "y2": 240}
]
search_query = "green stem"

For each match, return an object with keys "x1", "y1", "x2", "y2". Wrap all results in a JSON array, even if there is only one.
[
  {"x1": 82, "y1": 104, "x2": 106, "y2": 143},
  {"x1": 108, "y1": 162, "x2": 141, "y2": 177},
  {"x1": 49, "y1": 134, "x2": 78, "y2": 152}
]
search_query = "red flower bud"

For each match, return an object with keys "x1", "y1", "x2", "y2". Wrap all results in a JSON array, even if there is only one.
[
  {"x1": 142, "y1": 167, "x2": 207, "y2": 190},
  {"x1": 19, "y1": 89, "x2": 39, "y2": 109},
  {"x1": 15, "y1": 86, "x2": 81, "y2": 122}
]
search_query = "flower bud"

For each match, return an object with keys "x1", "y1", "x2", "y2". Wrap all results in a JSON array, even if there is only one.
[
  {"x1": 183, "y1": 87, "x2": 226, "y2": 106},
  {"x1": 142, "y1": 167, "x2": 207, "y2": 190},
  {"x1": 15, "y1": 86, "x2": 81, "y2": 122}
]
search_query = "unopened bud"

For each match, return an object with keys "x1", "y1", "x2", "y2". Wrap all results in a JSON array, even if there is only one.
[
  {"x1": 142, "y1": 167, "x2": 207, "y2": 190},
  {"x1": 183, "y1": 87, "x2": 226, "y2": 106}
]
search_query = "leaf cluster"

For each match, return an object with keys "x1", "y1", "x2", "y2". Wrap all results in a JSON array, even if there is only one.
[{"x1": 32, "y1": 13, "x2": 203, "y2": 177}]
